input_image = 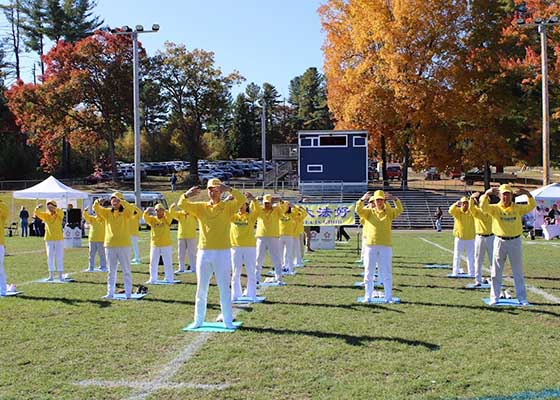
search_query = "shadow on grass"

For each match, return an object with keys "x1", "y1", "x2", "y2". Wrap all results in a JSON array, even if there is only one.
[
  {"x1": 286, "y1": 283, "x2": 402, "y2": 292},
  {"x1": 18, "y1": 294, "x2": 113, "y2": 308},
  {"x1": 241, "y1": 326, "x2": 440, "y2": 350},
  {"x1": 262, "y1": 299, "x2": 405, "y2": 314},
  {"x1": 401, "y1": 300, "x2": 560, "y2": 318},
  {"x1": 526, "y1": 276, "x2": 560, "y2": 282}
]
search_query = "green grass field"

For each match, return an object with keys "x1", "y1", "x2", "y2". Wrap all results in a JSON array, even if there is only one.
[{"x1": 1, "y1": 230, "x2": 559, "y2": 400}]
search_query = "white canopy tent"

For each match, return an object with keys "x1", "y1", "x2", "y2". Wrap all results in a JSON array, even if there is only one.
[
  {"x1": 12, "y1": 176, "x2": 88, "y2": 208},
  {"x1": 516, "y1": 183, "x2": 560, "y2": 230}
]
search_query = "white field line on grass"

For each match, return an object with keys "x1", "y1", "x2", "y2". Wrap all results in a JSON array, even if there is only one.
[
  {"x1": 76, "y1": 287, "x2": 264, "y2": 399},
  {"x1": 420, "y1": 237, "x2": 560, "y2": 304}
]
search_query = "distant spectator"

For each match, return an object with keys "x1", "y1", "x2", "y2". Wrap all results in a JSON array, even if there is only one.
[
  {"x1": 337, "y1": 226, "x2": 350, "y2": 241},
  {"x1": 434, "y1": 207, "x2": 443, "y2": 232},
  {"x1": 546, "y1": 204, "x2": 559, "y2": 225},
  {"x1": 19, "y1": 206, "x2": 29, "y2": 237},
  {"x1": 170, "y1": 173, "x2": 177, "y2": 192}
]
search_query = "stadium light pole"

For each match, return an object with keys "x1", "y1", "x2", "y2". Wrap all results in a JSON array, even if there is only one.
[
  {"x1": 112, "y1": 24, "x2": 160, "y2": 206},
  {"x1": 261, "y1": 103, "x2": 266, "y2": 193},
  {"x1": 516, "y1": 16, "x2": 559, "y2": 186}
]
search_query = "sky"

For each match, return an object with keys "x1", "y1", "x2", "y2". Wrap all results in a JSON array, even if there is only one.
[{"x1": 2, "y1": 0, "x2": 327, "y2": 99}]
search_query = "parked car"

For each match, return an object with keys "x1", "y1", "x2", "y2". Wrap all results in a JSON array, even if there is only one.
[
  {"x1": 446, "y1": 167, "x2": 462, "y2": 179},
  {"x1": 425, "y1": 167, "x2": 441, "y2": 180},
  {"x1": 386, "y1": 164, "x2": 402, "y2": 180}
]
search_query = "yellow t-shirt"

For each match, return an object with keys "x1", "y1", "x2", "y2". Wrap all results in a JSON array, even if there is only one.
[
  {"x1": 469, "y1": 199, "x2": 493, "y2": 235},
  {"x1": 0, "y1": 202, "x2": 8, "y2": 246},
  {"x1": 34, "y1": 208, "x2": 64, "y2": 241},
  {"x1": 178, "y1": 189, "x2": 245, "y2": 250},
  {"x1": 93, "y1": 199, "x2": 134, "y2": 247},
  {"x1": 83, "y1": 212, "x2": 106, "y2": 243},
  {"x1": 293, "y1": 205, "x2": 306, "y2": 235},
  {"x1": 128, "y1": 206, "x2": 142, "y2": 236},
  {"x1": 480, "y1": 194, "x2": 536, "y2": 237},
  {"x1": 143, "y1": 211, "x2": 173, "y2": 247},
  {"x1": 356, "y1": 199, "x2": 403, "y2": 246},
  {"x1": 230, "y1": 200, "x2": 258, "y2": 247},
  {"x1": 448, "y1": 203, "x2": 475, "y2": 240},
  {"x1": 169, "y1": 206, "x2": 197, "y2": 239},
  {"x1": 254, "y1": 201, "x2": 288, "y2": 238},
  {"x1": 291, "y1": 206, "x2": 306, "y2": 237}
]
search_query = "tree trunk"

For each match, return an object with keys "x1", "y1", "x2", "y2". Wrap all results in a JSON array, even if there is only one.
[
  {"x1": 484, "y1": 160, "x2": 491, "y2": 191},
  {"x1": 401, "y1": 142, "x2": 410, "y2": 190},
  {"x1": 381, "y1": 134, "x2": 388, "y2": 188}
]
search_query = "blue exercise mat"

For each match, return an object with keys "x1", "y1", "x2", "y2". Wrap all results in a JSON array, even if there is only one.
[
  {"x1": 175, "y1": 270, "x2": 195, "y2": 274},
  {"x1": 354, "y1": 259, "x2": 363, "y2": 264},
  {"x1": 259, "y1": 281, "x2": 287, "y2": 287},
  {"x1": 483, "y1": 298, "x2": 531, "y2": 306},
  {"x1": 130, "y1": 261, "x2": 143, "y2": 265},
  {"x1": 447, "y1": 273, "x2": 474, "y2": 279},
  {"x1": 145, "y1": 279, "x2": 181, "y2": 285},
  {"x1": 103, "y1": 293, "x2": 147, "y2": 300},
  {"x1": 353, "y1": 281, "x2": 365, "y2": 287},
  {"x1": 357, "y1": 296, "x2": 400, "y2": 304},
  {"x1": 83, "y1": 268, "x2": 106, "y2": 273},
  {"x1": 466, "y1": 283, "x2": 491, "y2": 289},
  {"x1": 424, "y1": 264, "x2": 451, "y2": 269},
  {"x1": 0, "y1": 291, "x2": 22, "y2": 297},
  {"x1": 232, "y1": 296, "x2": 266, "y2": 304},
  {"x1": 182, "y1": 321, "x2": 243, "y2": 333},
  {"x1": 36, "y1": 278, "x2": 75, "y2": 283}
]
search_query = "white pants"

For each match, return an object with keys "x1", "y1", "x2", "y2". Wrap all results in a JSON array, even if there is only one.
[
  {"x1": 452, "y1": 238, "x2": 474, "y2": 275},
  {"x1": 293, "y1": 233, "x2": 305, "y2": 266},
  {"x1": 149, "y1": 245, "x2": 173, "y2": 282},
  {"x1": 364, "y1": 245, "x2": 393, "y2": 301},
  {"x1": 231, "y1": 247, "x2": 257, "y2": 299},
  {"x1": 178, "y1": 238, "x2": 197, "y2": 271},
  {"x1": 360, "y1": 232, "x2": 367, "y2": 261},
  {"x1": 256, "y1": 237, "x2": 283, "y2": 282},
  {"x1": 0, "y1": 245, "x2": 6, "y2": 295},
  {"x1": 89, "y1": 241, "x2": 106, "y2": 270},
  {"x1": 194, "y1": 249, "x2": 233, "y2": 326},
  {"x1": 474, "y1": 235, "x2": 494, "y2": 284},
  {"x1": 131, "y1": 235, "x2": 140, "y2": 261},
  {"x1": 105, "y1": 247, "x2": 132, "y2": 298},
  {"x1": 491, "y1": 237, "x2": 526, "y2": 303},
  {"x1": 279, "y1": 235, "x2": 295, "y2": 272},
  {"x1": 45, "y1": 240, "x2": 64, "y2": 272}
]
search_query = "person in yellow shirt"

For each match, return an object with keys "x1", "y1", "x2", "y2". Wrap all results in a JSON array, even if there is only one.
[
  {"x1": 129, "y1": 204, "x2": 142, "y2": 264},
  {"x1": 169, "y1": 203, "x2": 198, "y2": 274},
  {"x1": 143, "y1": 204, "x2": 174, "y2": 283},
  {"x1": 34, "y1": 200, "x2": 65, "y2": 281},
  {"x1": 254, "y1": 194, "x2": 288, "y2": 284},
  {"x1": 469, "y1": 192, "x2": 493, "y2": 286},
  {"x1": 448, "y1": 196, "x2": 475, "y2": 277},
  {"x1": 178, "y1": 178, "x2": 245, "y2": 329},
  {"x1": 83, "y1": 205, "x2": 107, "y2": 272},
  {"x1": 292, "y1": 204, "x2": 306, "y2": 268},
  {"x1": 230, "y1": 193, "x2": 259, "y2": 301},
  {"x1": 279, "y1": 204, "x2": 303, "y2": 275},
  {"x1": 0, "y1": 200, "x2": 9, "y2": 295},
  {"x1": 93, "y1": 192, "x2": 135, "y2": 299},
  {"x1": 480, "y1": 184, "x2": 536, "y2": 305},
  {"x1": 356, "y1": 190, "x2": 403, "y2": 303}
]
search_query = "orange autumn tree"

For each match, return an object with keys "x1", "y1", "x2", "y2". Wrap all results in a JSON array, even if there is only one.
[
  {"x1": 320, "y1": 0, "x2": 560, "y2": 182},
  {"x1": 6, "y1": 31, "x2": 137, "y2": 177},
  {"x1": 320, "y1": 0, "x2": 469, "y2": 185}
]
